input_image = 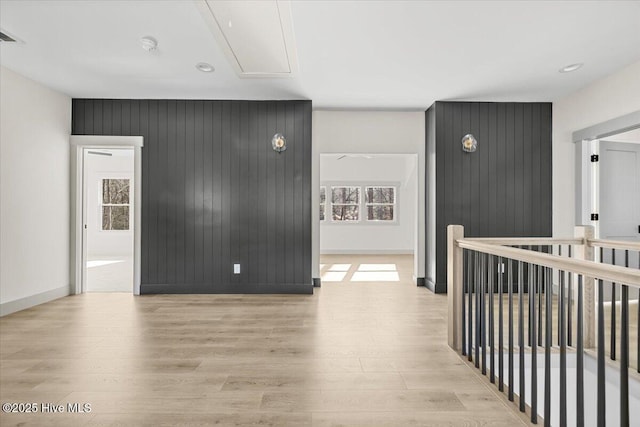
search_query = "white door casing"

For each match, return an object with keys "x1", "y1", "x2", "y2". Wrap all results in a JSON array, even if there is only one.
[{"x1": 70, "y1": 135, "x2": 143, "y2": 295}]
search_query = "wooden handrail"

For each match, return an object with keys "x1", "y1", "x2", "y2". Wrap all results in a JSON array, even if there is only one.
[
  {"x1": 465, "y1": 237, "x2": 583, "y2": 246},
  {"x1": 587, "y1": 238, "x2": 640, "y2": 252},
  {"x1": 456, "y1": 239, "x2": 640, "y2": 288}
]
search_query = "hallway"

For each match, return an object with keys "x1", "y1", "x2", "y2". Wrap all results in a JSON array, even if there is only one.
[{"x1": 0, "y1": 256, "x2": 527, "y2": 426}]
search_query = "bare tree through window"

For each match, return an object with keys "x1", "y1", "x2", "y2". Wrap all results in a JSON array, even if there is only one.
[
  {"x1": 365, "y1": 186, "x2": 395, "y2": 221},
  {"x1": 320, "y1": 186, "x2": 326, "y2": 221},
  {"x1": 102, "y1": 179, "x2": 130, "y2": 230},
  {"x1": 331, "y1": 186, "x2": 360, "y2": 221}
]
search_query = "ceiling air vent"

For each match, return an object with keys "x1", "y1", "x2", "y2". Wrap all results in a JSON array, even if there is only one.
[{"x1": 0, "y1": 29, "x2": 23, "y2": 43}]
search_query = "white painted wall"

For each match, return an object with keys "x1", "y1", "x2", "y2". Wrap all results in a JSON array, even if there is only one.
[
  {"x1": 0, "y1": 66, "x2": 71, "y2": 312},
  {"x1": 312, "y1": 111, "x2": 425, "y2": 279},
  {"x1": 84, "y1": 149, "x2": 134, "y2": 257},
  {"x1": 320, "y1": 154, "x2": 416, "y2": 253},
  {"x1": 553, "y1": 60, "x2": 640, "y2": 238}
]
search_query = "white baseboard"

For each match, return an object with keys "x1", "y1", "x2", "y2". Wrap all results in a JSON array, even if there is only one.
[
  {"x1": 320, "y1": 249, "x2": 414, "y2": 255},
  {"x1": 0, "y1": 285, "x2": 71, "y2": 316}
]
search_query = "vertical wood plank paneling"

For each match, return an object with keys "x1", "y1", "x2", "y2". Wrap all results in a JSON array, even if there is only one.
[
  {"x1": 277, "y1": 103, "x2": 285, "y2": 284},
  {"x1": 522, "y1": 103, "x2": 533, "y2": 236},
  {"x1": 284, "y1": 103, "x2": 294, "y2": 284},
  {"x1": 202, "y1": 101, "x2": 213, "y2": 285},
  {"x1": 147, "y1": 100, "x2": 158, "y2": 283},
  {"x1": 103, "y1": 100, "x2": 112, "y2": 134},
  {"x1": 121, "y1": 100, "x2": 131, "y2": 135},
  {"x1": 84, "y1": 101, "x2": 94, "y2": 135},
  {"x1": 176, "y1": 101, "x2": 187, "y2": 282},
  {"x1": 531, "y1": 103, "x2": 542, "y2": 235},
  {"x1": 183, "y1": 101, "x2": 194, "y2": 285},
  {"x1": 488, "y1": 103, "x2": 498, "y2": 236},
  {"x1": 496, "y1": 104, "x2": 507, "y2": 237},
  {"x1": 72, "y1": 99, "x2": 312, "y2": 294},
  {"x1": 256, "y1": 102, "x2": 266, "y2": 284},
  {"x1": 432, "y1": 102, "x2": 552, "y2": 290},
  {"x1": 93, "y1": 100, "x2": 102, "y2": 130},
  {"x1": 477, "y1": 103, "x2": 488, "y2": 236},
  {"x1": 266, "y1": 103, "x2": 276, "y2": 284},
  {"x1": 165, "y1": 101, "x2": 177, "y2": 283},
  {"x1": 514, "y1": 104, "x2": 525, "y2": 236},
  {"x1": 245, "y1": 102, "x2": 255, "y2": 284},
  {"x1": 213, "y1": 101, "x2": 222, "y2": 288},
  {"x1": 220, "y1": 101, "x2": 230, "y2": 289},
  {"x1": 158, "y1": 100, "x2": 168, "y2": 282},
  {"x1": 238, "y1": 101, "x2": 247, "y2": 285},
  {"x1": 541, "y1": 105, "x2": 553, "y2": 233},
  {"x1": 304, "y1": 101, "x2": 312, "y2": 280},
  {"x1": 294, "y1": 102, "x2": 304, "y2": 282},
  {"x1": 112, "y1": 101, "x2": 122, "y2": 135},
  {"x1": 435, "y1": 102, "x2": 447, "y2": 290},
  {"x1": 72, "y1": 99, "x2": 82, "y2": 134},
  {"x1": 229, "y1": 101, "x2": 239, "y2": 288},
  {"x1": 194, "y1": 101, "x2": 205, "y2": 284},
  {"x1": 505, "y1": 104, "x2": 516, "y2": 236}
]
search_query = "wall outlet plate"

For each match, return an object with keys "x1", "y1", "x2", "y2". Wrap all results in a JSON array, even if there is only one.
[{"x1": 233, "y1": 264, "x2": 241, "y2": 274}]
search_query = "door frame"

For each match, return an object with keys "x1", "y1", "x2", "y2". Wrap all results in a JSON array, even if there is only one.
[
  {"x1": 573, "y1": 110, "x2": 640, "y2": 236},
  {"x1": 70, "y1": 135, "x2": 144, "y2": 295},
  {"x1": 314, "y1": 150, "x2": 424, "y2": 285},
  {"x1": 317, "y1": 153, "x2": 421, "y2": 280}
]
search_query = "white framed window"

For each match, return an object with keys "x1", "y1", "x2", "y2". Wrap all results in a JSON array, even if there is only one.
[
  {"x1": 101, "y1": 178, "x2": 130, "y2": 230},
  {"x1": 320, "y1": 186, "x2": 327, "y2": 221},
  {"x1": 331, "y1": 186, "x2": 360, "y2": 222},
  {"x1": 365, "y1": 186, "x2": 396, "y2": 221}
]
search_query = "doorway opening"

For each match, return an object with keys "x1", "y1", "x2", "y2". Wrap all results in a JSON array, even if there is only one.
[
  {"x1": 574, "y1": 117, "x2": 640, "y2": 305},
  {"x1": 318, "y1": 153, "x2": 418, "y2": 286},
  {"x1": 592, "y1": 128, "x2": 640, "y2": 241},
  {"x1": 84, "y1": 148, "x2": 135, "y2": 292},
  {"x1": 70, "y1": 135, "x2": 143, "y2": 295}
]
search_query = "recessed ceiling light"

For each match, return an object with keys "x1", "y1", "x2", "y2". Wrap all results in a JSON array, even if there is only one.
[
  {"x1": 559, "y1": 63, "x2": 583, "y2": 73},
  {"x1": 139, "y1": 36, "x2": 158, "y2": 52},
  {"x1": 196, "y1": 62, "x2": 215, "y2": 73}
]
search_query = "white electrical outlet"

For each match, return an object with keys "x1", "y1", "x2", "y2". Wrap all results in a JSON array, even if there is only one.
[{"x1": 233, "y1": 264, "x2": 241, "y2": 274}]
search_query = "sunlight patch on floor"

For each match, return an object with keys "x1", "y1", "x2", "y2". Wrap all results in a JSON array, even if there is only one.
[
  {"x1": 87, "y1": 260, "x2": 124, "y2": 268},
  {"x1": 357, "y1": 263, "x2": 397, "y2": 271},
  {"x1": 329, "y1": 264, "x2": 351, "y2": 271},
  {"x1": 322, "y1": 271, "x2": 348, "y2": 282}
]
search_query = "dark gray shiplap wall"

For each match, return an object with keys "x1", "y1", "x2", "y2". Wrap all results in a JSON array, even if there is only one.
[
  {"x1": 426, "y1": 101, "x2": 552, "y2": 293},
  {"x1": 73, "y1": 99, "x2": 312, "y2": 294}
]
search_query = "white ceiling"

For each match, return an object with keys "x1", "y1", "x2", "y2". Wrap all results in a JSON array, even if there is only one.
[{"x1": 1, "y1": 0, "x2": 639, "y2": 110}]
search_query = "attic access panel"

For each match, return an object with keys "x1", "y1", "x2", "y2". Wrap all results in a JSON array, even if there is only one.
[{"x1": 198, "y1": 0, "x2": 298, "y2": 77}]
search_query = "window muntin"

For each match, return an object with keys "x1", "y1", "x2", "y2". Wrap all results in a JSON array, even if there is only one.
[
  {"x1": 101, "y1": 178, "x2": 130, "y2": 230},
  {"x1": 331, "y1": 186, "x2": 360, "y2": 221}
]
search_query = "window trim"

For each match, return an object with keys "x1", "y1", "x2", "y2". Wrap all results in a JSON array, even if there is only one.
[{"x1": 320, "y1": 181, "x2": 400, "y2": 226}]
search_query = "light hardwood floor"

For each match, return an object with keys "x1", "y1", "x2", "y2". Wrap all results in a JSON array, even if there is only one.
[{"x1": 0, "y1": 255, "x2": 528, "y2": 426}]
